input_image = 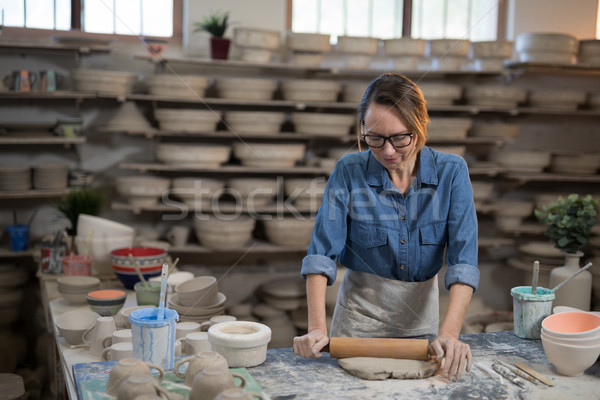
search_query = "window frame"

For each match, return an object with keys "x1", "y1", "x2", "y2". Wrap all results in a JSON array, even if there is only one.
[{"x1": 0, "y1": 0, "x2": 181, "y2": 43}]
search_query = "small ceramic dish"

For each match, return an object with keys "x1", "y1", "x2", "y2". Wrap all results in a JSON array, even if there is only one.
[{"x1": 86, "y1": 289, "x2": 127, "y2": 316}]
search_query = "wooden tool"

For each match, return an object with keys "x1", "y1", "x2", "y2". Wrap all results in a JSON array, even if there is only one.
[
  {"x1": 322, "y1": 337, "x2": 430, "y2": 360},
  {"x1": 514, "y1": 362, "x2": 555, "y2": 387}
]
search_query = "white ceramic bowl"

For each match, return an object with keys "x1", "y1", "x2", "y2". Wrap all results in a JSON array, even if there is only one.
[
  {"x1": 383, "y1": 38, "x2": 426, "y2": 56},
  {"x1": 494, "y1": 199, "x2": 534, "y2": 218},
  {"x1": 155, "y1": 143, "x2": 231, "y2": 166},
  {"x1": 215, "y1": 78, "x2": 278, "y2": 101},
  {"x1": 77, "y1": 214, "x2": 135, "y2": 239},
  {"x1": 146, "y1": 74, "x2": 210, "y2": 98},
  {"x1": 208, "y1": 321, "x2": 272, "y2": 367},
  {"x1": 515, "y1": 33, "x2": 578, "y2": 54},
  {"x1": 470, "y1": 41, "x2": 513, "y2": 58},
  {"x1": 175, "y1": 276, "x2": 219, "y2": 307},
  {"x1": 287, "y1": 32, "x2": 331, "y2": 52},
  {"x1": 262, "y1": 217, "x2": 315, "y2": 247},
  {"x1": 194, "y1": 215, "x2": 256, "y2": 250},
  {"x1": 427, "y1": 39, "x2": 471, "y2": 57},
  {"x1": 234, "y1": 27, "x2": 280, "y2": 50},
  {"x1": 541, "y1": 333, "x2": 600, "y2": 376},
  {"x1": 55, "y1": 309, "x2": 100, "y2": 345},
  {"x1": 281, "y1": 79, "x2": 342, "y2": 102},
  {"x1": 540, "y1": 330, "x2": 600, "y2": 346},
  {"x1": 541, "y1": 311, "x2": 600, "y2": 339},
  {"x1": 337, "y1": 36, "x2": 380, "y2": 55},
  {"x1": 116, "y1": 176, "x2": 171, "y2": 206},
  {"x1": 233, "y1": 143, "x2": 306, "y2": 168},
  {"x1": 224, "y1": 111, "x2": 285, "y2": 135}
]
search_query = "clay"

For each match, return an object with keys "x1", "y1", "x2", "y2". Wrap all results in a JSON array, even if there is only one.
[{"x1": 338, "y1": 357, "x2": 440, "y2": 381}]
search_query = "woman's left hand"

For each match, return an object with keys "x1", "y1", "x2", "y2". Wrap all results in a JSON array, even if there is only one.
[{"x1": 430, "y1": 334, "x2": 473, "y2": 380}]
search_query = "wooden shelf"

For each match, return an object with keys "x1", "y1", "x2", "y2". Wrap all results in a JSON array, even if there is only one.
[
  {"x1": 505, "y1": 62, "x2": 600, "y2": 76},
  {"x1": 0, "y1": 136, "x2": 85, "y2": 145},
  {"x1": 503, "y1": 173, "x2": 600, "y2": 183},
  {"x1": 111, "y1": 201, "x2": 319, "y2": 215},
  {"x1": 0, "y1": 248, "x2": 35, "y2": 258},
  {"x1": 118, "y1": 163, "x2": 331, "y2": 175},
  {"x1": 0, "y1": 189, "x2": 70, "y2": 199},
  {"x1": 0, "y1": 42, "x2": 111, "y2": 54},
  {"x1": 0, "y1": 91, "x2": 96, "y2": 100},
  {"x1": 123, "y1": 130, "x2": 354, "y2": 142}
]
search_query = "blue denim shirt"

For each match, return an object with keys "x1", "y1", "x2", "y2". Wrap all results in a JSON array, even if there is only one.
[{"x1": 301, "y1": 146, "x2": 479, "y2": 292}]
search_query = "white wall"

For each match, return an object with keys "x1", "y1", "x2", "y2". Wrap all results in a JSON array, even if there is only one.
[
  {"x1": 183, "y1": 0, "x2": 287, "y2": 57},
  {"x1": 507, "y1": 0, "x2": 598, "y2": 40}
]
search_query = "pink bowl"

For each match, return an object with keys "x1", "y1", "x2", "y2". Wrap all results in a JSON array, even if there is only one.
[{"x1": 542, "y1": 312, "x2": 600, "y2": 338}]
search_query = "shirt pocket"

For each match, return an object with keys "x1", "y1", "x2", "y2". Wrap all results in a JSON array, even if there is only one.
[
  {"x1": 349, "y1": 222, "x2": 387, "y2": 248},
  {"x1": 419, "y1": 221, "x2": 447, "y2": 246}
]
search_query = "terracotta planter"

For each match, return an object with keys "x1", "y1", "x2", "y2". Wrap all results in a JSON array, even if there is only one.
[{"x1": 211, "y1": 37, "x2": 231, "y2": 60}]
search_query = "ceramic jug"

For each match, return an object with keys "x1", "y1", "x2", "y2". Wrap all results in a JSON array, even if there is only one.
[
  {"x1": 116, "y1": 375, "x2": 170, "y2": 400},
  {"x1": 189, "y1": 366, "x2": 246, "y2": 400},
  {"x1": 174, "y1": 351, "x2": 228, "y2": 386},
  {"x1": 105, "y1": 358, "x2": 164, "y2": 397}
]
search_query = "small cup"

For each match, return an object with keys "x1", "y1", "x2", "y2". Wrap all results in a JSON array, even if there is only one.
[
  {"x1": 183, "y1": 331, "x2": 212, "y2": 355},
  {"x1": 176, "y1": 321, "x2": 201, "y2": 339},
  {"x1": 7, "y1": 224, "x2": 29, "y2": 252},
  {"x1": 200, "y1": 315, "x2": 237, "y2": 332},
  {"x1": 61, "y1": 254, "x2": 93, "y2": 276},
  {"x1": 166, "y1": 225, "x2": 190, "y2": 247},
  {"x1": 102, "y1": 329, "x2": 132, "y2": 348},
  {"x1": 101, "y1": 342, "x2": 133, "y2": 361},
  {"x1": 106, "y1": 358, "x2": 164, "y2": 397},
  {"x1": 135, "y1": 281, "x2": 161, "y2": 306}
]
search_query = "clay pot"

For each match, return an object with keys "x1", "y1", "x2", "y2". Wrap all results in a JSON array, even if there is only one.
[
  {"x1": 190, "y1": 366, "x2": 246, "y2": 400},
  {"x1": 106, "y1": 358, "x2": 164, "y2": 396}
]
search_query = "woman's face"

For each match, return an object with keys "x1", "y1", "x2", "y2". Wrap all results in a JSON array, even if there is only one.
[{"x1": 363, "y1": 103, "x2": 416, "y2": 171}]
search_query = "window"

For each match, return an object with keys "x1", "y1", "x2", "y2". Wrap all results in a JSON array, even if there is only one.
[
  {"x1": 292, "y1": 0, "x2": 498, "y2": 42},
  {"x1": 0, "y1": 0, "x2": 173, "y2": 37}
]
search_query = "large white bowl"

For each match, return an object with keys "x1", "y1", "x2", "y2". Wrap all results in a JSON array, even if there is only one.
[
  {"x1": 291, "y1": 112, "x2": 355, "y2": 137},
  {"x1": 287, "y1": 32, "x2": 331, "y2": 52},
  {"x1": 155, "y1": 144, "x2": 231, "y2": 166},
  {"x1": 337, "y1": 36, "x2": 380, "y2": 55},
  {"x1": 224, "y1": 111, "x2": 285, "y2": 135},
  {"x1": 116, "y1": 176, "x2": 171, "y2": 206},
  {"x1": 262, "y1": 217, "x2": 315, "y2": 247},
  {"x1": 75, "y1": 235, "x2": 135, "y2": 276},
  {"x1": 208, "y1": 321, "x2": 271, "y2": 367},
  {"x1": 233, "y1": 143, "x2": 306, "y2": 168},
  {"x1": 541, "y1": 311, "x2": 600, "y2": 339},
  {"x1": 77, "y1": 214, "x2": 135, "y2": 239},
  {"x1": 194, "y1": 215, "x2": 256, "y2": 249},
  {"x1": 541, "y1": 333, "x2": 600, "y2": 376}
]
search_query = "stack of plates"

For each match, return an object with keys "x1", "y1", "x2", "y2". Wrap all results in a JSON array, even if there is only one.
[
  {"x1": 0, "y1": 166, "x2": 31, "y2": 191},
  {"x1": 168, "y1": 292, "x2": 227, "y2": 323},
  {"x1": 57, "y1": 276, "x2": 101, "y2": 304},
  {"x1": 33, "y1": 162, "x2": 69, "y2": 189}
]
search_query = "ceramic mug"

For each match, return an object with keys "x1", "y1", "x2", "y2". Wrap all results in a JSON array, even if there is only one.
[
  {"x1": 83, "y1": 316, "x2": 116, "y2": 356},
  {"x1": 176, "y1": 321, "x2": 201, "y2": 339},
  {"x1": 39, "y1": 70, "x2": 63, "y2": 92},
  {"x1": 102, "y1": 329, "x2": 132, "y2": 348},
  {"x1": 215, "y1": 388, "x2": 265, "y2": 400},
  {"x1": 116, "y1": 375, "x2": 171, "y2": 400},
  {"x1": 189, "y1": 367, "x2": 246, "y2": 400},
  {"x1": 106, "y1": 358, "x2": 164, "y2": 397},
  {"x1": 101, "y1": 341, "x2": 133, "y2": 361},
  {"x1": 174, "y1": 351, "x2": 229, "y2": 386},
  {"x1": 166, "y1": 226, "x2": 190, "y2": 247},
  {"x1": 199, "y1": 315, "x2": 237, "y2": 332},
  {"x1": 182, "y1": 331, "x2": 212, "y2": 355}
]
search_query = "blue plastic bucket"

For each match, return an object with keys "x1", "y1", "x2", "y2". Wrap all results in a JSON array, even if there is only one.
[{"x1": 129, "y1": 307, "x2": 179, "y2": 370}]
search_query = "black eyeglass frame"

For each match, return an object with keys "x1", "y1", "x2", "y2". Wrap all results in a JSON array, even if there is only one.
[{"x1": 361, "y1": 133, "x2": 414, "y2": 149}]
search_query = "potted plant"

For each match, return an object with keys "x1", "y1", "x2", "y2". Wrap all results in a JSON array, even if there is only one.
[
  {"x1": 194, "y1": 11, "x2": 231, "y2": 60},
  {"x1": 535, "y1": 193, "x2": 598, "y2": 310},
  {"x1": 54, "y1": 188, "x2": 105, "y2": 246}
]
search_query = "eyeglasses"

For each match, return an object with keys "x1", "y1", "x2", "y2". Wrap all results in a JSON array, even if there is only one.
[{"x1": 361, "y1": 133, "x2": 414, "y2": 149}]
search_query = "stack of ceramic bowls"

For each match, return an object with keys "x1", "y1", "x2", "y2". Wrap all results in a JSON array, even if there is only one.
[
  {"x1": 284, "y1": 178, "x2": 327, "y2": 211},
  {"x1": 426, "y1": 39, "x2": 471, "y2": 71},
  {"x1": 232, "y1": 142, "x2": 306, "y2": 168},
  {"x1": 383, "y1": 38, "x2": 426, "y2": 70},
  {"x1": 262, "y1": 216, "x2": 315, "y2": 247},
  {"x1": 0, "y1": 166, "x2": 31, "y2": 191},
  {"x1": 470, "y1": 41, "x2": 513, "y2": 71},
  {"x1": 0, "y1": 263, "x2": 30, "y2": 325},
  {"x1": 155, "y1": 143, "x2": 231, "y2": 167},
  {"x1": 541, "y1": 311, "x2": 600, "y2": 376},
  {"x1": 170, "y1": 276, "x2": 226, "y2": 322},
  {"x1": 154, "y1": 109, "x2": 221, "y2": 133},
  {"x1": 428, "y1": 117, "x2": 472, "y2": 140},
  {"x1": 286, "y1": 32, "x2": 331, "y2": 66},
  {"x1": 33, "y1": 162, "x2": 69, "y2": 190},
  {"x1": 492, "y1": 149, "x2": 551, "y2": 173},
  {"x1": 342, "y1": 82, "x2": 369, "y2": 103},
  {"x1": 528, "y1": 89, "x2": 586, "y2": 111},
  {"x1": 227, "y1": 178, "x2": 278, "y2": 207},
  {"x1": 214, "y1": 78, "x2": 278, "y2": 101},
  {"x1": 337, "y1": 36, "x2": 380, "y2": 69},
  {"x1": 171, "y1": 178, "x2": 225, "y2": 209},
  {"x1": 290, "y1": 112, "x2": 355, "y2": 137},
  {"x1": 110, "y1": 247, "x2": 169, "y2": 289},
  {"x1": 233, "y1": 27, "x2": 281, "y2": 63},
  {"x1": 464, "y1": 85, "x2": 527, "y2": 108},
  {"x1": 493, "y1": 199, "x2": 534, "y2": 232},
  {"x1": 74, "y1": 214, "x2": 136, "y2": 276},
  {"x1": 223, "y1": 111, "x2": 285, "y2": 136},
  {"x1": 146, "y1": 74, "x2": 210, "y2": 99},
  {"x1": 550, "y1": 151, "x2": 600, "y2": 175},
  {"x1": 418, "y1": 83, "x2": 463, "y2": 106},
  {"x1": 470, "y1": 123, "x2": 521, "y2": 141},
  {"x1": 516, "y1": 33, "x2": 578, "y2": 64},
  {"x1": 115, "y1": 176, "x2": 171, "y2": 207},
  {"x1": 471, "y1": 181, "x2": 494, "y2": 207},
  {"x1": 281, "y1": 79, "x2": 342, "y2": 102},
  {"x1": 578, "y1": 40, "x2": 600, "y2": 66},
  {"x1": 102, "y1": 102, "x2": 154, "y2": 132},
  {"x1": 194, "y1": 215, "x2": 256, "y2": 250},
  {"x1": 71, "y1": 68, "x2": 137, "y2": 96},
  {"x1": 56, "y1": 276, "x2": 101, "y2": 304}
]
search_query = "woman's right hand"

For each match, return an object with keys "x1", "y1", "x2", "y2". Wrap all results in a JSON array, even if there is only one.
[{"x1": 293, "y1": 329, "x2": 329, "y2": 358}]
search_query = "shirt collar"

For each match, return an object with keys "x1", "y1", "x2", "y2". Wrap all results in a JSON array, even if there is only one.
[{"x1": 366, "y1": 146, "x2": 438, "y2": 189}]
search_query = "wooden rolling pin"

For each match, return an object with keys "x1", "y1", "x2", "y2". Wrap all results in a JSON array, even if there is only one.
[{"x1": 322, "y1": 337, "x2": 430, "y2": 360}]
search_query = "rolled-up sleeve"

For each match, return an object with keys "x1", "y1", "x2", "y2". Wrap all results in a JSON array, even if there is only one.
[
  {"x1": 301, "y1": 165, "x2": 350, "y2": 286},
  {"x1": 444, "y1": 159, "x2": 479, "y2": 291}
]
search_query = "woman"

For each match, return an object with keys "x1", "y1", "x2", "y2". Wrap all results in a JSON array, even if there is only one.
[{"x1": 293, "y1": 73, "x2": 479, "y2": 380}]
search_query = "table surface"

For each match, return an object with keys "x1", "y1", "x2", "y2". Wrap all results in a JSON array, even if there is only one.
[{"x1": 41, "y1": 277, "x2": 600, "y2": 400}]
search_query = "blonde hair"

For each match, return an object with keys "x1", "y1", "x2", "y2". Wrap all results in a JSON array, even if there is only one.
[{"x1": 356, "y1": 73, "x2": 429, "y2": 156}]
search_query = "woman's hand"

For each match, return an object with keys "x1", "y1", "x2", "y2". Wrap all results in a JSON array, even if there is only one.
[
  {"x1": 293, "y1": 329, "x2": 329, "y2": 358},
  {"x1": 430, "y1": 334, "x2": 473, "y2": 380}
]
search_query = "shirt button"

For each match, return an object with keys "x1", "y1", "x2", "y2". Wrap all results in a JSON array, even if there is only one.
[
  {"x1": 400, "y1": 216, "x2": 405, "y2": 220},
  {"x1": 401, "y1": 239, "x2": 406, "y2": 244},
  {"x1": 400, "y1": 265, "x2": 405, "y2": 270}
]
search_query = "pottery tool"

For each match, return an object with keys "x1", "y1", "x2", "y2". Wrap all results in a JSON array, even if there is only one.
[
  {"x1": 157, "y1": 262, "x2": 169, "y2": 320},
  {"x1": 322, "y1": 337, "x2": 430, "y2": 360},
  {"x1": 168, "y1": 257, "x2": 180, "y2": 274},
  {"x1": 474, "y1": 362, "x2": 505, "y2": 386},
  {"x1": 83, "y1": 229, "x2": 94, "y2": 258},
  {"x1": 128, "y1": 253, "x2": 148, "y2": 288},
  {"x1": 491, "y1": 362, "x2": 525, "y2": 388},
  {"x1": 494, "y1": 359, "x2": 539, "y2": 386},
  {"x1": 531, "y1": 260, "x2": 539, "y2": 295},
  {"x1": 550, "y1": 262, "x2": 593, "y2": 293},
  {"x1": 514, "y1": 361, "x2": 555, "y2": 387}
]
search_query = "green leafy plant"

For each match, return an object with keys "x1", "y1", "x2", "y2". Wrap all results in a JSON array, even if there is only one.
[
  {"x1": 55, "y1": 188, "x2": 105, "y2": 236},
  {"x1": 193, "y1": 11, "x2": 230, "y2": 37},
  {"x1": 535, "y1": 194, "x2": 598, "y2": 254}
]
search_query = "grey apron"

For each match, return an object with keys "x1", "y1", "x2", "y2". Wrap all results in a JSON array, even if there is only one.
[{"x1": 330, "y1": 269, "x2": 439, "y2": 338}]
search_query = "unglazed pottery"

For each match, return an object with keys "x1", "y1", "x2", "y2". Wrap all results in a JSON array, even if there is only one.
[
  {"x1": 208, "y1": 321, "x2": 272, "y2": 367},
  {"x1": 174, "y1": 351, "x2": 229, "y2": 386},
  {"x1": 190, "y1": 367, "x2": 246, "y2": 400},
  {"x1": 106, "y1": 358, "x2": 164, "y2": 397}
]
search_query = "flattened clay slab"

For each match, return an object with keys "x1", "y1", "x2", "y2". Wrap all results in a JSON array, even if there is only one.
[{"x1": 338, "y1": 357, "x2": 440, "y2": 381}]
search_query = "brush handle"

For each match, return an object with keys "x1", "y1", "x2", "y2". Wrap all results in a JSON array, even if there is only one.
[
  {"x1": 531, "y1": 261, "x2": 539, "y2": 295},
  {"x1": 551, "y1": 262, "x2": 593, "y2": 293},
  {"x1": 157, "y1": 263, "x2": 169, "y2": 320}
]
